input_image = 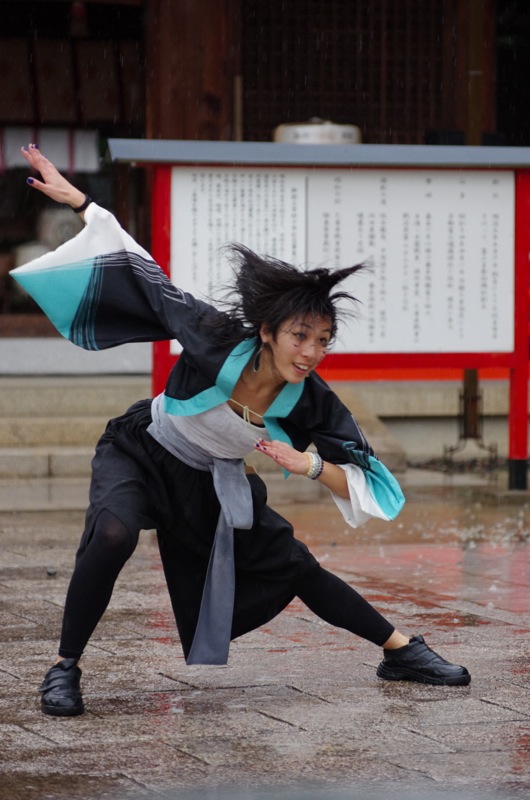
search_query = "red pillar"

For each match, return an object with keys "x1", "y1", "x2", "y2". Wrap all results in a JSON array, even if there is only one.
[
  {"x1": 509, "y1": 170, "x2": 530, "y2": 489},
  {"x1": 151, "y1": 166, "x2": 172, "y2": 397}
]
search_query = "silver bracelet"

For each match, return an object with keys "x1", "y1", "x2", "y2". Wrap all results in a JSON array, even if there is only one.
[{"x1": 305, "y1": 452, "x2": 324, "y2": 480}]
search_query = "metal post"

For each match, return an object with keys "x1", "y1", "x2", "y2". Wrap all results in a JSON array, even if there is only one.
[{"x1": 461, "y1": 368, "x2": 480, "y2": 440}]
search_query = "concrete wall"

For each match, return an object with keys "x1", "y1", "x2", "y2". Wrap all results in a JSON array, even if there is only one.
[
  {"x1": 0, "y1": 339, "x2": 152, "y2": 375},
  {"x1": 349, "y1": 380, "x2": 513, "y2": 461}
]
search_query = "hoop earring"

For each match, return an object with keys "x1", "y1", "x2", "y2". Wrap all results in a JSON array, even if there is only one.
[{"x1": 252, "y1": 343, "x2": 263, "y2": 373}]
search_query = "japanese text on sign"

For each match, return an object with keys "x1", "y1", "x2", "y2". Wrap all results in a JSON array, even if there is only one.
[{"x1": 170, "y1": 167, "x2": 514, "y2": 354}]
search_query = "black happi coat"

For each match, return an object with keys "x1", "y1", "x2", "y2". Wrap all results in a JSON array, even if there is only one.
[{"x1": 10, "y1": 203, "x2": 404, "y2": 655}]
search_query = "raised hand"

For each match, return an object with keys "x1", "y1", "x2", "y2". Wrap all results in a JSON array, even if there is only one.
[
  {"x1": 254, "y1": 437, "x2": 314, "y2": 475},
  {"x1": 254, "y1": 437, "x2": 350, "y2": 497},
  {"x1": 22, "y1": 143, "x2": 87, "y2": 212}
]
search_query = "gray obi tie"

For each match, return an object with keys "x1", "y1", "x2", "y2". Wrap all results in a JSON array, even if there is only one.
[{"x1": 147, "y1": 406, "x2": 253, "y2": 665}]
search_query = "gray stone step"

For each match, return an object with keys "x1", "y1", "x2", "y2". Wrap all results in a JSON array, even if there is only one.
[
  {"x1": 0, "y1": 376, "x2": 147, "y2": 479},
  {"x1": 0, "y1": 446, "x2": 94, "y2": 479},
  {"x1": 0, "y1": 417, "x2": 107, "y2": 447},
  {"x1": 0, "y1": 376, "x2": 407, "y2": 479},
  {"x1": 0, "y1": 375, "x2": 151, "y2": 417}
]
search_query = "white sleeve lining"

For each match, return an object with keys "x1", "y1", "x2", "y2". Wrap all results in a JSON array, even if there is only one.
[{"x1": 329, "y1": 463, "x2": 391, "y2": 529}]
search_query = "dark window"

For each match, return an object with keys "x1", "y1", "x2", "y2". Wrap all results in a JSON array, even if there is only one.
[
  {"x1": 497, "y1": 0, "x2": 530, "y2": 146},
  {"x1": 241, "y1": 0, "x2": 457, "y2": 144}
]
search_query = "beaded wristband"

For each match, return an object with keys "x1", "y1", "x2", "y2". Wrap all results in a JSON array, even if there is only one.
[
  {"x1": 72, "y1": 194, "x2": 92, "y2": 214},
  {"x1": 305, "y1": 452, "x2": 324, "y2": 480}
]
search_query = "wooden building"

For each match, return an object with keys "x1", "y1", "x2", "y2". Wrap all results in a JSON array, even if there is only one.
[{"x1": 0, "y1": 0, "x2": 526, "y2": 337}]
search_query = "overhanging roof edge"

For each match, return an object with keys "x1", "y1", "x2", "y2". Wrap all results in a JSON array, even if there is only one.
[{"x1": 107, "y1": 139, "x2": 530, "y2": 168}]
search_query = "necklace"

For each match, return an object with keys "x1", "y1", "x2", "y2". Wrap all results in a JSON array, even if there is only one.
[{"x1": 229, "y1": 398, "x2": 264, "y2": 425}]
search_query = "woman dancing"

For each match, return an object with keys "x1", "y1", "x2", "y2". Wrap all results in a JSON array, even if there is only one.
[{"x1": 13, "y1": 143, "x2": 470, "y2": 716}]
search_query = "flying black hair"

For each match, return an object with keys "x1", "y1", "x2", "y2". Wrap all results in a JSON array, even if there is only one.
[{"x1": 215, "y1": 244, "x2": 367, "y2": 346}]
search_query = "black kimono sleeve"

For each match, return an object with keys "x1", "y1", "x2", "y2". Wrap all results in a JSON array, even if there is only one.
[{"x1": 10, "y1": 202, "x2": 224, "y2": 350}]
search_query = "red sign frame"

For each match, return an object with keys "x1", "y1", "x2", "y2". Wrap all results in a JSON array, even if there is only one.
[{"x1": 150, "y1": 164, "x2": 530, "y2": 489}]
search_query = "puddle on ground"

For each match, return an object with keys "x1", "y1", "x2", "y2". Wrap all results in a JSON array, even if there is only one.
[{"x1": 277, "y1": 488, "x2": 530, "y2": 548}]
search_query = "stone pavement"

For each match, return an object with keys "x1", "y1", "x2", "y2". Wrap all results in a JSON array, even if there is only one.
[{"x1": 0, "y1": 471, "x2": 530, "y2": 800}]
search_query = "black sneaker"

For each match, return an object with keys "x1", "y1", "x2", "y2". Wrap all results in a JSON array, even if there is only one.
[
  {"x1": 39, "y1": 658, "x2": 85, "y2": 716},
  {"x1": 376, "y1": 635, "x2": 471, "y2": 686}
]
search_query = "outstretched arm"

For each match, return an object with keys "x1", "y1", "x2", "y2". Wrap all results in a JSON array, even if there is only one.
[
  {"x1": 22, "y1": 143, "x2": 88, "y2": 218},
  {"x1": 13, "y1": 148, "x2": 222, "y2": 351}
]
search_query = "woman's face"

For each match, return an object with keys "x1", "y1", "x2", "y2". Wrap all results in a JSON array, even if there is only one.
[{"x1": 260, "y1": 314, "x2": 332, "y2": 384}]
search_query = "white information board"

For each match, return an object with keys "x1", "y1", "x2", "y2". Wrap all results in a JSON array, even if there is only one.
[{"x1": 170, "y1": 167, "x2": 514, "y2": 354}]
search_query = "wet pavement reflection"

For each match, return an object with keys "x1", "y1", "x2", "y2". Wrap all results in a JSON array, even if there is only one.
[{"x1": 0, "y1": 473, "x2": 530, "y2": 798}]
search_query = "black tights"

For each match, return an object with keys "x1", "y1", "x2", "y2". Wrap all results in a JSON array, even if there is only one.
[
  {"x1": 58, "y1": 510, "x2": 139, "y2": 659},
  {"x1": 296, "y1": 567, "x2": 394, "y2": 646},
  {"x1": 58, "y1": 511, "x2": 394, "y2": 659}
]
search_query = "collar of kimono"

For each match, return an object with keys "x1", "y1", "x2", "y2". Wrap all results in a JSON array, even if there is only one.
[{"x1": 162, "y1": 337, "x2": 305, "y2": 446}]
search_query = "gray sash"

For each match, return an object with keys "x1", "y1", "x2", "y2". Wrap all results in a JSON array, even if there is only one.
[{"x1": 148, "y1": 402, "x2": 253, "y2": 665}]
